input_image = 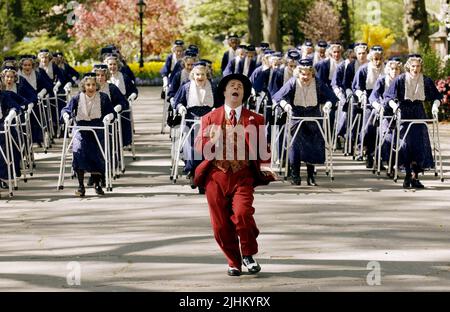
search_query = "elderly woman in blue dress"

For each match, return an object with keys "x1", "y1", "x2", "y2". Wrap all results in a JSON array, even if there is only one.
[
  {"x1": 89, "y1": 64, "x2": 129, "y2": 187},
  {"x1": 18, "y1": 55, "x2": 53, "y2": 145},
  {"x1": 61, "y1": 73, "x2": 115, "y2": 196},
  {"x1": 222, "y1": 44, "x2": 249, "y2": 77},
  {"x1": 0, "y1": 84, "x2": 25, "y2": 189},
  {"x1": 221, "y1": 35, "x2": 240, "y2": 74},
  {"x1": 384, "y1": 54, "x2": 443, "y2": 189},
  {"x1": 172, "y1": 61, "x2": 217, "y2": 192},
  {"x1": 53, "y1": 52, "x2": 80, "y2": 88},
  {"x1": 273, "y1": 59, "x2": 338, "y2": 186},
  {"x1": 313, "y1": 40, "x2": 328, "y2": 65},
  {"x1": 369, "y1": 57, "x2": 403, "y2": 171},
  {"x1": 38, "y1": 49, "x2": 70, "y2": 134},
  {"x1": 271, "y1": 50, "x2": 301, "y2": 96},
  {"x1": 160, "y1": 40, "x2": 185, "y2": 95},
  {"x1": 352, "y1": 45, "x2": 385, "y2": 167},
  {"x1": 105, "y1": 54, "x2": 138, "y2": 149},
  {"x1": 167, "y1": 51, "x2": 198, "y2": 99}
]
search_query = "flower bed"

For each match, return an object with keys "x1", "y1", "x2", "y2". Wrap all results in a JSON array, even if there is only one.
[
  {"x1": 74, "y1": 60, "x2": 222, "y2": 86},
  {"x1": 436, "y1": 77, "x2": 450, "y2": 120},
  {"x1": 74, "y1": 62, "x2": 165, "y2": 86}
]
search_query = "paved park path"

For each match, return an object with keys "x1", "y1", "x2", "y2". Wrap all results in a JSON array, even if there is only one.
[{"x1": 1, "y1": 87, "x2": 449, "y2": 291}]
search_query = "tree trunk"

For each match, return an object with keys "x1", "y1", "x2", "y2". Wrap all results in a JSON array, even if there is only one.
[
  {"x1": 260, "y1": 0, "x2": 280, "y2": 51},
  {"x1": 403, "y1": 0, "x2": 429, "y2": 53},
  {"x1": 248, "y1": 0, "x2": 263, "y2": 45},
  {"x1": 339, "y1": 0, "x2": 351, "y2": 47}
]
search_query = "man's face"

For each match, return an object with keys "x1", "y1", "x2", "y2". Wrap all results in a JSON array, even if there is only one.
[
  {"x1": 409, "y1": 60, "x2": 422, "y2": 77},
  {"x1": 305, "y1": 46, "x2": 313, "y2": 54},
  {"x1": 22, "y1": 60, "x2": 33, "y2": 74},
  {"x1": 96, "y1": 71, "x2": 107, "y2": 84},
  {"x1": 331, "y1": 47, "x2": 342, "y2": 61},
  {"x1": 388, "y1": 63, "x2": 400, "y2": 79},
  {"x1": 224, "y1": 79, "x2": 244, "y2": 108},
  {"x1": 84, "y1": 78, "x2": 97, "y2": 96}
]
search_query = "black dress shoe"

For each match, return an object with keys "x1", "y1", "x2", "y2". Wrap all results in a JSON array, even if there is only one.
[
  {"x1": 403, "y1": 175, "x2": 412, "y2": 189},
  {"x1": 75, "y1": 186, "x2": 86, "y2": 197},
  {"x1": 227, "y1": 267, "x2": 241, "y2": 276},
  {"x1": 243, "y1": 256, "x2": 261, "y2": 274},
  {"x1": 307, "y1": 176, "x2": 318, "y2": 186},
  {"x1": 291, "y1": 176, "x2": 301, "y2": 185},
  {"x1": 366, "y1": 157, "x2": 374, "y2": 169},
  {"x1": 198, "y1": 187, "x2": 205, "y2": 194},
  {"x1": 411, "y1": 178, "x2": 425, "y2": 189},
  {"x1": 95, "y1": 185, "x2": 105, "y2": 195},
  {"x1": 189, "y1": 175, "x2": 196, "y2": 189}
]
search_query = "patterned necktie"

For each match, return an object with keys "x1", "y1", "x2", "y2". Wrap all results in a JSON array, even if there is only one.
[{"x1": 230, "y1": 109, "x2": 237, "y2": 127}]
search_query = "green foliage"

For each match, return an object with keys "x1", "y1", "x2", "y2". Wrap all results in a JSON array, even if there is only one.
[
  {"x1": 187, "y1": 0, "x2": 247, "y2": 40},
  {"x1": 419, "y1": 46, "x2": 447, "y2": 81},
  {"x1": 280, "y1": 0, "x2": 314, "y2": 45},
  {"x1": 8, "y1": 33, "x2": 78, "y2": 64},
  {"x1": 349, "y1": 0, "x2": 405, "y2": 44}
]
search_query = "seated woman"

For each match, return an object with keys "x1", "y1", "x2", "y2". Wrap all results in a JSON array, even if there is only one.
[
  {"x1": 384, "y1": 54, "x2": 443, "y2": 189},
  {"x1": 172, "y1": 61, "x2": 217, "y2": 192},
  {"x1": 17, "y1": 54, "x2": 54, "y2": 145},
  {"x1": 105, "y1": 54, "x2": 138, "y2": 148},
  {"x1": 369, "y1": 57, "x2": 403, "y2": 172},
  {"x1": 272, "y1": 59, "x2": 337, "y2": 186},
  {"x1": 0, "y1": 87, "x2": 25, "y2": 189},
  {"x1": 61, "y1": 73, "x2": 115, "y2": 196}
]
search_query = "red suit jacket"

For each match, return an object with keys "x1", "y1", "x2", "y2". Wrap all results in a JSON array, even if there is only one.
[{"x1": 193, "y1": 105, "x2": 274, "y2": 188}]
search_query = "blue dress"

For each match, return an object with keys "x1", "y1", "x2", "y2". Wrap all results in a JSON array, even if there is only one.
[
  {"x1": 384, "y1": 73, "x2": 443, "y2": 170},
  {"x1": 221, "y1": 50, "x2": 233, "y2": 73},
  {"x1": 172, "y1": 81, "x2": 217, "y2": 174},
  {"x1": 272, "y1": 78, "x2": 338, "y2": 165},
  {"x1": 331, "y1": 61, "x2": 348, "y2": 137},
  {"x1": 21, "y1": 70, "x2": 54, "y2": 143},
  {"x1": 0, "y1": 91, "x2": 25, "y2": 180},
  {"x1": 58, "y1": 63, "x2": 80, "y2": 84},
  {"x1": 352, "y1": 63, "x2": 382, "y2": 156},
  {"x1": 61, "y1": 93, "x2": 114, "y2": 173},
  {"x1": 315, "y1": 59, "x2": 333, "y2": 87},
  {"x1": 369, "y1": 75, "x2": 395, "y2": 162},
  {"x1": 110, "y1": 73, "x2": 138, "y2": 147}
]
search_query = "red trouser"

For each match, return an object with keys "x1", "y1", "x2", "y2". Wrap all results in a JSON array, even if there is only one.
[{"x1": 205, "y1": 166, "x2": 259, "y2": 270}]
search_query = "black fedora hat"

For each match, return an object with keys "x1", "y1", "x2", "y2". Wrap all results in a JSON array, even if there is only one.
[{"x1": 216, "y1": 73, "x2": 252, "y2": 104}]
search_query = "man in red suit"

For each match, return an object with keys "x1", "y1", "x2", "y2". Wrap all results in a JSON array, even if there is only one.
[{"x1": 194, "y1": 73, "x2": 275, "y2": 276}]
